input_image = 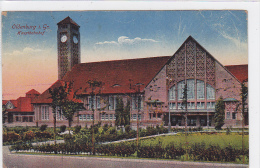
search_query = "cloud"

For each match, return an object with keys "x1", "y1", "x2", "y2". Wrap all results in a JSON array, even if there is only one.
[
  {"x1": 95, "y1": 36, "x2": 159, "y2": 45},
  {"x1": 5, "y1": 47, "x2": 43, "y2": 57}
]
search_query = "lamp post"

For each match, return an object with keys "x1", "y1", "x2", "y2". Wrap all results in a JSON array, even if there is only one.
[{"x1": 87, "y1": 80, "x2": 103, "y2": 155}]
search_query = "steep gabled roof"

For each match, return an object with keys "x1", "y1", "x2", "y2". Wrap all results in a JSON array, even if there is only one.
[
  {"x1": 62, "y1": 56, "x2": 171, "y2": 95},
  {"x1": 26, "y1": 89, "x2": 40, "y2": 95},
  {"x1": 57, "y1": 16, "x2": 79, "y2": 27},
  {"x1": 32, "y1": 80, "x2": 82, "y2": 104},
  {"x1": 225, "y1": 64, "x2": 248, "y2": 83}
]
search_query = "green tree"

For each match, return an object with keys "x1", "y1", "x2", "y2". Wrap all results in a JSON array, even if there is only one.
[
  {"x1": 62, "y1": 100, "x2": 84, "y2": 134},
  {"x1": 115, "y1": 97, "x2": 125, "y2": 127},
  {"x1": 214, "y1": 97, "x2": 225, "y2": 130},
  {"x1": 123, "y1": 99, "x2": 131, "y2": 126},
  {"x1": 49, "y1": 81, "x2": 72, "y2": 144},
  {"x1": 2, "y1": 104, "x2": 7, "y2": 124}
]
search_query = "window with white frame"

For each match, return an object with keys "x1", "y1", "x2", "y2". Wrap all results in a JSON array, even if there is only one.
[
  {"x1": 41, "y1": 106, "x2": 49, "y2": 120},
  {"x1": 109, "y1": 114, "x2": 113, "y2": 120},
  {"x1": 101, "y1": 114, "x2": 105, "y2": 120},
  {"x1": 187, "y1": 102, "x2": 195, "y2": 109},
  {"x1": 105, "y1": 114, "x2": 109, "y2": 120},
  {"x1": 113, "y1": 114, "x2": 116, "y2": 120},
  {"x1": 79, "y1": 114, "x2": 86, "y2": 121},
  {"x1": 207, "y1": 102, "x2": 215, "y2": 109},
  {"x1": 132, "y1": 114, "x2": 137, "y2": 120},
  {"x1": 197, "y1": 102, "x2": 205, "y2": 109},
  {"x1": 169, "y1": 86, "x2": 176, "y2": 100},
  {"x1": 169, "y1": 102, "x2": 176, "y2": 110},
  {"x1": 87, "y1": 114, "x2": 90, "y2": 120},
  {"x1": 197, "y1": 80, "x2": 205, "y2": 100}
]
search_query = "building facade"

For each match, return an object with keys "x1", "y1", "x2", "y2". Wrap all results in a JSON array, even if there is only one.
[{"x1": 6, "y1": 17, "x2": 248, "y2": 128}]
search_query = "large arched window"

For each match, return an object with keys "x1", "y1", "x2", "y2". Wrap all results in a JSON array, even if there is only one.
[{"x1": 169, "y1": 80, "x2": 215, "y2": 102}]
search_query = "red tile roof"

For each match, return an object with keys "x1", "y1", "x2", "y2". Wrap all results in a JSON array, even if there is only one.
[
  {"x1": 57, "y1": 16, "x2": 79, "y2": 27},
  {"x1": 8, "y1": 97, "x2": 33, "y2": 112},
  {"x1": 26, "y1": 89, "x2": 40, "y2": 95},
  {"x1": 32, "y1": 80, "x2": 82, "y2": 104},
  {"x1": 62, "y1": 56, "x2": 171, "y2": 95},
  {"x1": 224, "y1": 64, "x2": 248, "y2": 83},
  {"x1": 2, "y1": 100, "x2": 8, "y2": 105}
]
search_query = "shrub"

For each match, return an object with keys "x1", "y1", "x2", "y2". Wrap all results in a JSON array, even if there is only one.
[
  {"x1": 74, "y1": 125, "x2": 81, "y2": 134},
  {"x1": 40, "y1": 124, "x2": 48, "y2": 131},
  {"x1": 60, "y1": 125, "x2": 66, "y2": 133},
  {"x1": 125, "y1": 125, "x2": 131, "y2": 133},
  {"x1": 3, "y1": 132, "x2": 20, "y2": 142},
  {"x1": 23, "y1": 131, "x2": 35, "y2": 142}
]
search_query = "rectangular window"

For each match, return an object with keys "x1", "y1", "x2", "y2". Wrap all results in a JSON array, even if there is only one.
[
  {"x1": 101, "y1": 114, "x2": 105, "y2": 120},
  {"x1": 197, "y1": 80, "x2": 205, "y2": 100},
  {"x1": 187, "y1": 79, "x2": 195, "y2": 100},
  {"x1": 132, "y1": 114, "x2": 137, "y2": 120},
  {"x1": 178, "y1": 103, "x2": 183, "y2": 110},
  {"x1": 138, "y1": 114, "x2": 141, "y2": 120},
  {"x1": 226, "y1": 112, "x2": 231, "y2": 119},
  {"x1": 197, "y1": 102, "x2": 205, "y2": 109},
  {"x1": 178, "y1": 81, "x2": 185, "y2": 100},
  {"x1": 97, "y1": 97, "x2": 101, "y2": 109},
  {"x1": 83, "y1": 114, "x2": 86, "y2": 120},
  {"x1": 232, "y1": 113, "x2": 237, "y2": 119},
  {"x1": 169, "y1": 86, "x2": 176, "y2": 100},
  {"x1": 105, "y1": 114, "x2": 109, "y2": 120},
  {"x1": 113, "y1": 114, "x2": 116, "y2": 120},
  {"x1": 188, "y1": 102, "x2": 195, "y2": 109},
  {"x1": 207, "y1": 102, "x2": 215, "y2": 109},
  {"x1": 41, "y1": 106, "x2": 49, "y2": 120},
  {"x1": 90, "y1": 114, "x2": 94, "y2": 120},
  {"x1": 79, "y1": 114, "x2": 83, "y2": 120},
  {"x1": 132, "y1": 96, "x2": 143, "y2": 110},
  {"x1": 87, "y1": 114, "x2": 90, "y2": 120},
  {"x1": 109, "y1": 96, "x2": 114, "y2": 110},
  {"x1": 109, "y1": 114, "x2": 113, "y2": 120}
]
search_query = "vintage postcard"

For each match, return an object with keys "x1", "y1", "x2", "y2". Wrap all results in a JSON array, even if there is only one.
[{"x1": 1, "y1": 2, "x2": 259, "y2": 168}]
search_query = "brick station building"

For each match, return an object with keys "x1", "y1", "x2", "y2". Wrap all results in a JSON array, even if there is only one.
[{"x1": 5, "y1": 17, "x2": 248, "y2": 128}]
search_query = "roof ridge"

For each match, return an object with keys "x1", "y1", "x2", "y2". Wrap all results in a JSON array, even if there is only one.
[{"x1": 78, "y1": 56, "x2": 171, "y2": 65}]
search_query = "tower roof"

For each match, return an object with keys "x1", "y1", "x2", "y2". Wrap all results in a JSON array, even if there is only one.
[{"x1": 57, "y1": 16, "x2": 80, "y2": 27}]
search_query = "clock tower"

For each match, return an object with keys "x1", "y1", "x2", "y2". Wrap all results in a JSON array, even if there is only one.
[{"x1": 57, "y1": 16, "x2": 80, "y2": 80}]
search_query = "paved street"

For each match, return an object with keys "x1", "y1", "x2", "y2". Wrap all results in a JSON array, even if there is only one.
[{"x1": 3, "y1": 146, "x2": 248, "y2": 168}]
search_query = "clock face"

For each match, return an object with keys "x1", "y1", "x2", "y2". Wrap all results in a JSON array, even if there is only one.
[
  {"x1": 73, "y1": 36, "x2": 78, "y2": 44},
  {"x1": 61, "y1": 35, "x2": 67, "y2": 43}
]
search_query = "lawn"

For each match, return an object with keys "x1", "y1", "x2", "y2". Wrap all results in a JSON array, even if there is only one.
[{"x1": 139, "y1": 132, "x2": 249, "y2": 149}]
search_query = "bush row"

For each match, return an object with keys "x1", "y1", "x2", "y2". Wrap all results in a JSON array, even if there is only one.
[
  {"x1": 10, "y1": 141, "x2": 248, "y2": 163},
  {"x1": 3, "y1": 131, "x2": 53, "y2": 143}
]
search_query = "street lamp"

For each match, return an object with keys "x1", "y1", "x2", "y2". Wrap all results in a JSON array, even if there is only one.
[{"x1": 166, "y1": 77, "x2": 173, "y2": 133}]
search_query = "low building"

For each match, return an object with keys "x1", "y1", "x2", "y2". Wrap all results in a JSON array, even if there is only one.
[{"x1": 3, "y1": 89, "x2": 40, "y2": 127}]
